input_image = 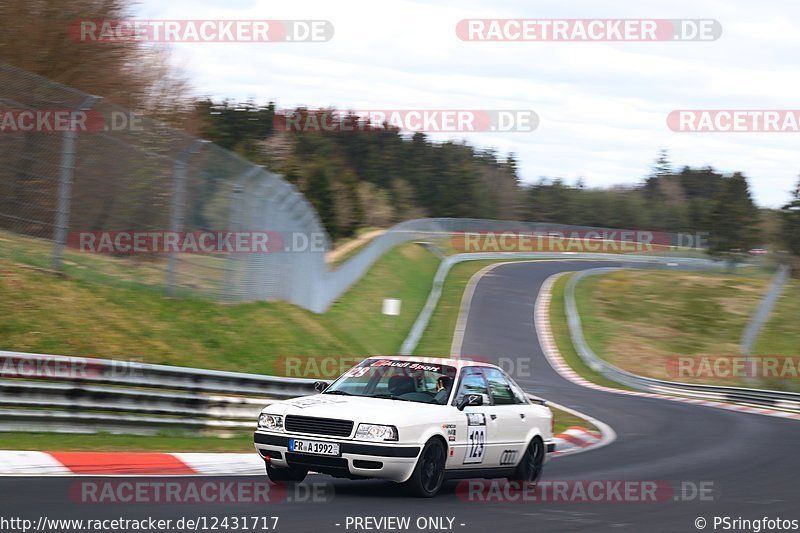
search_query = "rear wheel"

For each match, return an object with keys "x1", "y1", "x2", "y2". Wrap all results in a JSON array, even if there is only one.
[
  {"x1": 265, "y1": 462, "x2": 308, "y2": 483},
  {"x1": 403, "y1": 439, "x2": 447, "y2": 497},
  {"x1": 510, "y1": 437, "x2": 544, "y2": 485}
]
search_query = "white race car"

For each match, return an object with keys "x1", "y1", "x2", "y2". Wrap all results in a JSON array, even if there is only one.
[{"x1": 254, "y1": 356, "x2": 555, "y2": 497}]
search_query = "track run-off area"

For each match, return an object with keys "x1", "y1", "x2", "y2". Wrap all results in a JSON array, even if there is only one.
[{"x1": 1, "y1": 260, "x2": 798, "y2": 533}]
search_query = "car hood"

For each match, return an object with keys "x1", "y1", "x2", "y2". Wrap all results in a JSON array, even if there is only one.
[{"x1": 265, "y1": 394, "x2": 447, "y2": 423}]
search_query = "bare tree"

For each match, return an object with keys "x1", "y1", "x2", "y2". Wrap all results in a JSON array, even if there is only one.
[{"x1": 0, "y1": 0, "x2": 191, "y2": 120}]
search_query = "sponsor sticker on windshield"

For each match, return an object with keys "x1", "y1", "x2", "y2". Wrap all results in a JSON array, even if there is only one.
[{"x1": 370, "y1": 359, "x2": 443, "y2": 373}]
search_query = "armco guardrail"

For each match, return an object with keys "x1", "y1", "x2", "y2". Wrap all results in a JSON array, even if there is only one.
[
  {"x1": 0, "y1": 350, "x2": 317, "y2": 435},
  {"x1": 400, "y1": 252, "x2": 726, "y2": 355},
  {"x1": 2, "y1": 256, "x2": 792, "y2": 435},
  {"x1": 321, "y1": 218, "x2": 712, "y2": 314},
  {"x1": 564, "y1": 268, "x2": 800, "y2": 413},
  {"x1": 741, "y1": 264, "x2": 791, "y2": 357}
]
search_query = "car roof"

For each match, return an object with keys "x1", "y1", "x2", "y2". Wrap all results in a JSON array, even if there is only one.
[{"x1": 361, "y1": 355, "x2": 499, "y2": 370}]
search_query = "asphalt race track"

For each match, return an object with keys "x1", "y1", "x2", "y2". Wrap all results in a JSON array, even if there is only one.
[{"x1": 2, "y1": 261, "x2": 799, "y2": 533}]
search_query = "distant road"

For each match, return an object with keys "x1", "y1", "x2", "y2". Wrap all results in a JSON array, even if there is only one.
[
  {"x1": 455, "y1": 260, "x2": 800, "y2": 532},
  {"x1": 2, "y1": 260, "x2": 798, "y2": 533}
]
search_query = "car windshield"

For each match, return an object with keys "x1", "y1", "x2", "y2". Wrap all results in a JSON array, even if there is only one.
[{"x1": 323, "y1": 359, "x2": 458, "y2": 405}]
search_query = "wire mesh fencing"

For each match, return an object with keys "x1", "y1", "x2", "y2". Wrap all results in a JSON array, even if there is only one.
[
  {"x1": 0, "y1": 62, "x2": 328, "y2": 308},
  {"x1": 1, "y1": 63, "x2": 716, "y2": 313}
]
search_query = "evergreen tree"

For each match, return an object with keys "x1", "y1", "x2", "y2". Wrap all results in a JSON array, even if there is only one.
[
  {"x1": 708, "y1": 173, "x2": 760, "y2": 254},
  {"x1": 653, "y1": 148, "x2": 672, "y2": 177},
  {"x1": 304, "y1": 166, "x2": 339, "y2": 239},
  {"x1": 781, "y1": 177, "x2": 800, "y2": 257}
]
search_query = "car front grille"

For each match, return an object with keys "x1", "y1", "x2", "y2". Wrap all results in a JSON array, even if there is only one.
[{"x1": 284, "y1": 415, "x2": 354, "y2": 437}]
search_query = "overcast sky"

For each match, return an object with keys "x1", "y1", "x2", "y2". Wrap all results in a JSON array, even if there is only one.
[{"x1": 136, "y1": 0, "x2": 800, "y2": 207}]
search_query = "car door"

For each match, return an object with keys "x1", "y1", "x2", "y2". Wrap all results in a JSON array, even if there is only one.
[
  {"x1": 481, "y1": 367, "x2": 529, "y2": 467},
  {"x1": 449, "y1": 366, "x2": 495, "y2": 469}
]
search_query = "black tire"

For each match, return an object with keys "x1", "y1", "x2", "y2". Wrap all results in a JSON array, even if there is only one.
[
  {"x1": 509, "y1": 437, "x2": 545, "y2": 485},
  {"x1": 403, "y1": 439, "x2": 447, "y2": 497},
  {"x1": 265, "y1": 462, "x2": 308, "y2": 483}
]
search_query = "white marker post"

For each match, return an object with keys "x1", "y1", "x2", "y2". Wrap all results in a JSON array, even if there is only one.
[
  {"x1": 382, "y1": 298, "x2": 401, "y2": 316},
  {"x1": 382, "y1": 298, "x2": 401, "y2": 337}
]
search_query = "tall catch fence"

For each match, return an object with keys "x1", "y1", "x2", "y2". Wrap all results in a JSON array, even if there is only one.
[
  {"x1": 1, "y1": 63, "x2": 714, "y2": 313},
  {"x1": 0, "y1": 63, "x2": 328, "y2": 309}
]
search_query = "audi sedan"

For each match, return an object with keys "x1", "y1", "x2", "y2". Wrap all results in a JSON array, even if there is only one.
[{"x1": 254, "y1": 356, "x2": 555, "y2": 497}]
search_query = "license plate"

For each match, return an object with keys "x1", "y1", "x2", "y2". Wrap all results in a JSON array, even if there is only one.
[{"x1": 289, "y1": 439, "x2": 340, "y2": 456}]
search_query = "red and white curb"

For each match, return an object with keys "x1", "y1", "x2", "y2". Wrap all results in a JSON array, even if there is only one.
[
  {"x1": 0, "y1": 451, "x2": 264, "y2": 476},
  {"x1": 535, "y1": 273, "x2": 800, "y2": 422},
  {"x1": 551, "y1": 427, "x2": 602, "y2": 456},
  {"x1": 0, "y1": 422, "x2": 600, "y2": 475},
  {"x1": 15, "y1": 263, "x2": 773, "y2": 476},
  {"x1": 452, "y1": 260, "x2": 617, "y2": 457}
]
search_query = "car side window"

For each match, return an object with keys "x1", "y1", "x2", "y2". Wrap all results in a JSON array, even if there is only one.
[
  {"x1": 483, "y1": 368, "x2": 516, "y2": 405},
  {"x1": 454, "y1": 367, "x2": 491, "y2": 406},
  {"x1": 503, "y1": 371, "x2": 530, "y2": 405}
]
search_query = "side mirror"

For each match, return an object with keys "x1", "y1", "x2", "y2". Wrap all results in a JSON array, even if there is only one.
[
  {"x1": 314, "y1": 381, "x2": 329, "y2": 393},
  {"x1": 457, "y1": 393, "x2": 483, "y2": 411}
]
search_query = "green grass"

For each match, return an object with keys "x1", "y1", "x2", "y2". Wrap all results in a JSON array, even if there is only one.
[
  {"x1": 550, "y1": 405, "x2": 597, "y2": 435},
  {"x1": 754, "y1": 279, "x2": 800, "y2": 355},
  {"x1": 549, "y1": 273, "x2": 630, "y2": 390},
  {"x1": 572, "y1": 269, "x2": 780, "y2": 388},
  {"x1": 414, "y1": 260, "x2": 506, "y2": 356},
  {"x1": 410, "y1": 260, "x2": 602, "y2": 433},
  {"x1": 414, "y1": 258, "x2": 578, "y2": 355},
  {"x1": 752, "y1": 279, "x2": 800, "y2": 391},
  {"x1": 0, "y1": 255, "x2": 601, "y2": 451},
  {"x1": 318, "y1": 244, "x2": 439, "y2": 358},
  {"x1": 0, "y1": 432, "x2": 255, "y2": 452},
  {"x1": 0, "y1": 243, "x2": 439, "y2": 375},
  {"x1": 0, "y1": 229, "x2": 226, "y2": 296}
]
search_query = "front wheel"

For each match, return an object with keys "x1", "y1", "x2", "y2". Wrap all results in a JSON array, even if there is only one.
[
  {"x1": 509, "y1": 436, "x2": 544, "y2": 485},
  {"x1": 265, "y1": 462, "x2": 308, "y2": 483},
  {"x1": 403, "y1": 439, "x2": 447, "y2": 497}
]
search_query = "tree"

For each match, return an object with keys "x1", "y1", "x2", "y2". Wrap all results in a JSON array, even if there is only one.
[
  {"x1": 781, "y1": 177, "x2": 800, "y2": 258},
  {"x1": 708, "y1": 173, "x2": 760, "y2": 255},
  {"x1": 652, "y1": 148, "x2": 672, "y2": 177},
  {"x1": 304, "y1": 166, "x2": 338, "y2": 238},
  {"x1": 643, "y1": 149, "x2": 671, "y2": 201},
  {"x1": 0, "y1": 0, "x2": 190, "y2": 116}
]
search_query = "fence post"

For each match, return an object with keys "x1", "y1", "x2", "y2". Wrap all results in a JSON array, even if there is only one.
[
  {"x1": 166, "y1": 139, "x2": 208, "y2": 296},
  {"x1": 52, "y1": 95, "x2": 100, "y2": 271}
]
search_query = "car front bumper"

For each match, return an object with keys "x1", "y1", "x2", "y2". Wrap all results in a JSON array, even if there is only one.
[{"x1": 254, "y1": 431, "x2": 421, "y2": 483}]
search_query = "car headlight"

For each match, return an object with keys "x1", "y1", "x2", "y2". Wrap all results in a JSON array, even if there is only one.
[
  {"x1": 258, "y1": 413, "x2": 283, "y2": 431},
  {"x1": 355, "y1": 423, "x2": 398, "y2": 442}
]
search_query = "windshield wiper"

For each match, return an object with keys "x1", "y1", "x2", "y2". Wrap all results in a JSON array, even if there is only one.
[
  {"x1": 323, "y1": 390, "x2": 353, "y2": 396},
  {"x1": 371, "y1": 393, "x2": 411, "y2": 402}
]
